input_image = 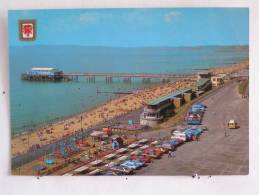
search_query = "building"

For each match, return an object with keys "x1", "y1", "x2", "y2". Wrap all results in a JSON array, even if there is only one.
[
  {"x1": 140, "y1": 88, "x2": 193, "y2": 127},
  {"x1": 197, "y1": 71, "x2": 212, "y2": 80},
  {"x1": 230, "y1": 69, "x2": 249, "y2": 82},
  {"x1": 140, "y1": 96, "x2": 171, "y2": 127},
  {"x1": 21, "y1": 67, "x2": 63, "y2": 81},
  {"x1": 194, "y1": 78, "x2": 212, "y2": 96},
  {"x1": 211, "y1": 76, "x2": 224, "y2": 87}
]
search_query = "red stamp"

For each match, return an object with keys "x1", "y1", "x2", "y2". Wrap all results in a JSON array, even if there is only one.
[{"x1": 19, "y1": 19, "x2": 36, "y2": 41}]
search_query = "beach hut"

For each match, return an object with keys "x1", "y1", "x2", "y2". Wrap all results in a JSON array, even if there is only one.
[{"x1": 90, "y1": 131, "x2": 109, "y2": 142}]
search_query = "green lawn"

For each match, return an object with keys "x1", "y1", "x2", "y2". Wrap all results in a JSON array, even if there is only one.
[{"x1": 238, "y1": 80, "x2": 248, "y2": 95}]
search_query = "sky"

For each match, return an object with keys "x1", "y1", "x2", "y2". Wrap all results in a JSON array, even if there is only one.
[{"x1": 8, "y1": 8, "x2": 249, "y2": 47}]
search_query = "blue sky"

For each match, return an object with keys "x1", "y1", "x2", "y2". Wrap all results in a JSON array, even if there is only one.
[{"x1": 8, "y1": 8, "x2": 249, "y2": 47}]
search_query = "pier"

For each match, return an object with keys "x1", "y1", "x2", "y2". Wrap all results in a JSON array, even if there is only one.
[
  {"x1": 21, "y1": 68, "x2": 196, "y2": 83},
  {"x1": 63, "y1": 72, "x2": 196, "y2": 83}
]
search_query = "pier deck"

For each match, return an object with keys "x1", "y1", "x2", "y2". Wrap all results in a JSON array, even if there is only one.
[
  {"x1": 21, "y1": 70, "x2": 196, "y2": 83},
  {"x1": 63, "y1": 72, "x2": 196, "y2": 83},
  {"x1": 63, "y1": 72, "x2": 195, "y2": 79}
]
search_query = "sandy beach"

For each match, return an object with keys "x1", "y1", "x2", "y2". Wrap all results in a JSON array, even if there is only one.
[
  {"x1": 11, "y1": 60, "x2": 249, "y2": 157},
  {"x1": 11, "y1": 80, "x2": 194, "y2": 156}
]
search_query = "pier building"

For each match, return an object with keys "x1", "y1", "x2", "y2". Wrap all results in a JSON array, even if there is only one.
[{"x1": 21, "y1": 68, "x2": 63, "y2": 81}]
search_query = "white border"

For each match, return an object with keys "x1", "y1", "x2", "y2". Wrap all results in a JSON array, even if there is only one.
[{"x1": 1, "y1": 1, "x2": 259, "y2": 195}]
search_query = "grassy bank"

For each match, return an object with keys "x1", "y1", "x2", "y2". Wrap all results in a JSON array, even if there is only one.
[
  {"x1": 156, "y1": 82, "x2": 230, "y2": 129},
  {"x1": 238, "y1": 80, "x2": 248, "y2": 95}
]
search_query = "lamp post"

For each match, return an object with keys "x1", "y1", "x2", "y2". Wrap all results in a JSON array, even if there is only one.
[{"x1": 80, "y1": 115, "x2": 83, "y2": 131}]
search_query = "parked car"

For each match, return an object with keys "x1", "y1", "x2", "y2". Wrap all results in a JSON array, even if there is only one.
[
  {"x1": 143, "y1": 149, "x2": 162, "y2": 158},
  {"x1": 121, "y1": 160, "x2": 143, "y2": 170},
  {"x1": 228, "y1": 119, "x2": 237, "y2": 129},
  {"x1": 186, "y1": 113, "x2": 202, "y2": 125},
  {"x1": 131, "y1": 159, "x2": 145, "y2": 167},
  {"x1": 101, "y1": 170, "x2": 121, "y2": 176},
  {"x1": 171, "y1": 138, "x2": 184, "y2": 145},
  {"x1": 193, "y1": 103, "x2": 207, "y2": 109},
  {"x1": 172, "y1": 130, "x2": 193, "y2": 141},
  {"x1": 171, "y1": 135, "x2": 186, "y2": 142},
  {"x1": 110, "y1": 165, "x2": 133, "y2": 174},
  {"x1": 162, "y1": 141, "x2": 175, "y2": 150},
  {"x1": 131, "y1": 155, "x2": 151, "y2": 163},
  {"x1": 185, "y1": 128, "x2": 203, "y2": 135},
  {"x1": 162, "y1": 138, "x2": 184, "y2": 150},
  {"x1": 184, "y1": 128, "x2": 203, "y2": 140}
]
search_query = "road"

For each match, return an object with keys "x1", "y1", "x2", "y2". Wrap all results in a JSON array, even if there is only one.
[{"x1": 137, "y1": 82, "x2": 249, "y2": 175}]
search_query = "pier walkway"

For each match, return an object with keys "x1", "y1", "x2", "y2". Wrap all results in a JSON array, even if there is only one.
[{"x1": 62, "y1": 72, "x2": 196, "y2": 83}]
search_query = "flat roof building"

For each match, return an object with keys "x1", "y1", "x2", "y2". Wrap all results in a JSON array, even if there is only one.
[
  {"x1": 197, "y1": 71, "x2": 212, "y2": 80},
  {"x1": 21, "y1": 67, "x2": 64, "y2": 81},
  {"x1": 140, "y1": 88, "x2": 193, "y2": 127}
]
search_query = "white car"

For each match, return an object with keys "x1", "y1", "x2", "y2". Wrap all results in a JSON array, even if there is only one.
[{"x1": 171, "y1": 135, "x2": 186, "y2": 142}]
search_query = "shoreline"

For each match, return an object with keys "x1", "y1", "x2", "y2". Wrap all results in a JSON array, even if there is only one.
[
  {"x1": 11, "y1": 82, "x2": 163, "y2": 136},
  {"x1": 11, "y1": 58, "x2": 248, "y2": 135},
  {"x1": 10, "y1": 59, "x2": 249, "y2": 157},
  {"x1": 11, "y1": 82, "x2": 162, "y2": 137}
]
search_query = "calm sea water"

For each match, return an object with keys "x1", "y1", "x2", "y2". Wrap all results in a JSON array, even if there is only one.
[{"x1": 10, "y1": 45, "x2": 248, "y2": 134}]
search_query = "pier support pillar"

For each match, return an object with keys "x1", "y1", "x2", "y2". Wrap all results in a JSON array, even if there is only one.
[
  {"x1": 142, "y1": 78, "x2": 151, "y2": 83},
  {"x1": 123, "y1": 77, "x2": 131, "y2": 83},
  {"x1": 87, "y1": 76, "x2": 95, "y2": 83},
  {"x1": 161, "y1": 78, "x2": 166, "y2": 83},
  {"x1": 72, "y1": 76, "x2": 79, "y2": 81},
  {"x1": 106, "y1": 77, "x2": 113, "y2": 83}
]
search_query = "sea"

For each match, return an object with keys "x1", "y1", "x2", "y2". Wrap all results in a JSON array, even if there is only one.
[{"x1": 9, "y1": 45, "x2": 249, "y2": 134}]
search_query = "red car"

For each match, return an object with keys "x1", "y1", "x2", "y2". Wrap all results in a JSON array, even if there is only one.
[
  {"x1": 131, "y1": 155, "x2": 152, "y2": 163},
  {"x1": 143, "y1": 149, "x2": 162, "y2": 158}
]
